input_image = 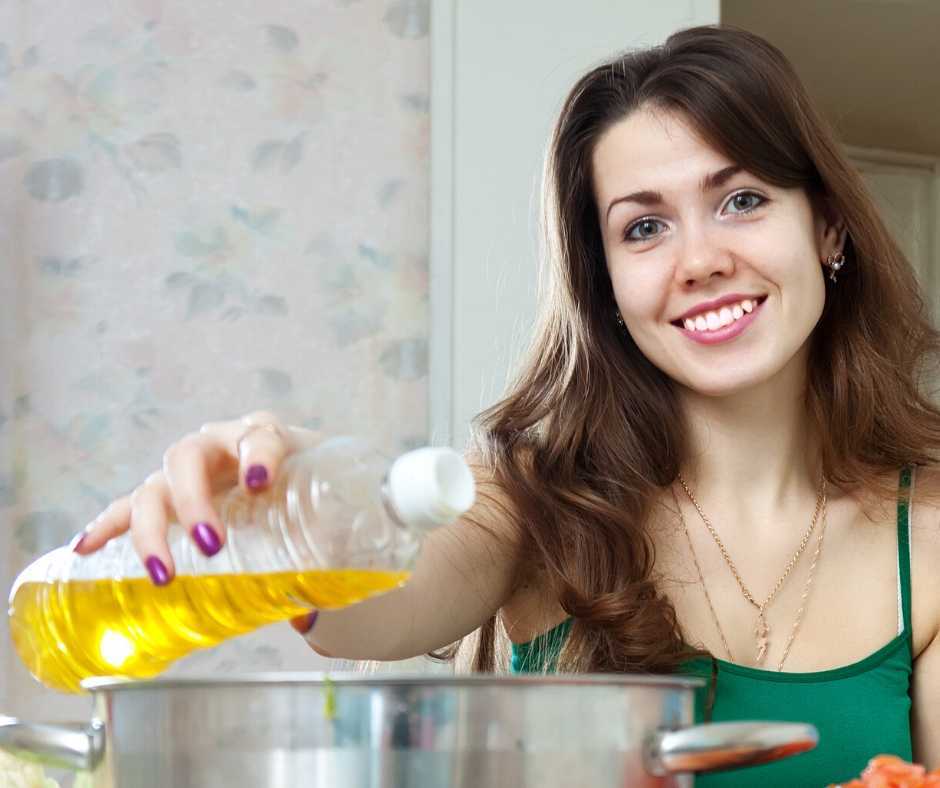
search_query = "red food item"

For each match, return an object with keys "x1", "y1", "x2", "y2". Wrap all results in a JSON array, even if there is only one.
[{"x1": 827, "y1": 755, "x2": 940, "y2": 788}]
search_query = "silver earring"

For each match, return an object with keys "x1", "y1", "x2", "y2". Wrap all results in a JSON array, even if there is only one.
[
  {"x1": 825, "y1": 251, "x2": 846, "y2": 283},
  {"x1": 615, "y1": 311, "x2": 625, "y2": 329}
]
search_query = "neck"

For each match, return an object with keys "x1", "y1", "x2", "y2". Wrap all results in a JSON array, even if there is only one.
[{"x1": 675, "y1": 354, "x2": 822, "y2": 525}]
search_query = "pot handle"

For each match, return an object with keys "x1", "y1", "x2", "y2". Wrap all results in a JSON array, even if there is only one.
[
  {"x1": 0, "y1": 716, "x2": 105, "y2": 771},
  {"x1": 645, "y1": 720, "x2": 818, "y2": 775}
]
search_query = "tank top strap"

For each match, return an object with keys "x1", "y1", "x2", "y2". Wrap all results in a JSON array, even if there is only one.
[{"x1": 897, "y1": 465, "x2": 915, "y2": 637}]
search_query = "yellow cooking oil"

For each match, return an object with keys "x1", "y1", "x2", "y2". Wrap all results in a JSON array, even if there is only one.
[{"x1": 9, "y1": 568, "x2": 409, "y2": 694}]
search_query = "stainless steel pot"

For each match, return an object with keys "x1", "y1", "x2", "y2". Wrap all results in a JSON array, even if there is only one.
[{"x1": 1, "y1": 673, "x2": 816, "y2": 787}]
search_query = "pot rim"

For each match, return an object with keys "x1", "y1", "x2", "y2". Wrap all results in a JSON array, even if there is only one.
[{"x1": 81, "y1": 671, "x2": 704, "y2": 693}]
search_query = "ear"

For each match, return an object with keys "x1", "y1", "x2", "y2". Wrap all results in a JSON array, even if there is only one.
[{"x1": 813, "y1": 194, "x2": 848, "y2": 261}]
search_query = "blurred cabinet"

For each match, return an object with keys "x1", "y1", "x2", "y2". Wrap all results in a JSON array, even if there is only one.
[
  {"x1": 849, "y1": 147, "x2": 940, "y2": 327},
  {"x1": 430, "y1": 0, "x2": 721, "y2": 448}
]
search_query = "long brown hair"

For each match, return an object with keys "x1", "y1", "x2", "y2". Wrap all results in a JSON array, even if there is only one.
[{"x1": 435, "y1": 25, "x2": 940, "y2": 676}]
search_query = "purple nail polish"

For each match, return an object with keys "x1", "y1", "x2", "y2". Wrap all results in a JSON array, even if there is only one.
[
  {"x1": 290, "y1": 610, "x2": 318, "y2": 635},
  {"x1": 192, "y1": 521, "x2": 222, "y2": 556},
  {"x1": 145, "y1": 556, "x2": 171, "y2": 586},
  {"x1": 70, "y1": 532, "x2": 87, "y2": 553},
  {"x1": 245, "y1": 464, "x2": 269, "y2": 490}
]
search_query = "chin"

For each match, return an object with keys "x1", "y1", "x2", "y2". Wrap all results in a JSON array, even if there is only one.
[
  {"x1": 685, "y1": 379, "x2": 764, "y2": 399},
  {"x1": 673, "y1": 358, "x2": 783, "y2": 399}
]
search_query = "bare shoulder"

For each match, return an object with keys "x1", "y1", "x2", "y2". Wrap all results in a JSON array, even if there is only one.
[
  {"x1": 909, "y1": 464, "x2": 940, "y2": 547},
  {"x1": 909, "y1": 464, "x2": 940, "y2": 658}
]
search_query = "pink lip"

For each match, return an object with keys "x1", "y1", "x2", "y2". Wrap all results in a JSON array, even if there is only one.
[
  {"x1": 673, "y1": 292, "x2": 766, "y2": 323},
  {"x1": 675, "y1": 297, "x2": 766, "y2": 345}
]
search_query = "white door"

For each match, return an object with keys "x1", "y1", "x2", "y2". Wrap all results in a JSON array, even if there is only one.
[
  {"x1": 850, "y1": 149, "x2": 940, "y2": 400},
  {"x1": 849, "y1": 149, "x2": 938, "y2": 322}
]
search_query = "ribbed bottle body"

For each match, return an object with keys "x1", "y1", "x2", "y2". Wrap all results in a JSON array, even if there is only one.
[{"x1": 9, "y1": 438, "x2": 446, "y2": 692}]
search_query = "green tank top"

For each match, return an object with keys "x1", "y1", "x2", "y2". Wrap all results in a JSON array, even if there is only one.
[{"x1": 510, "y1": 466, "x2": 916, "y2": 787}]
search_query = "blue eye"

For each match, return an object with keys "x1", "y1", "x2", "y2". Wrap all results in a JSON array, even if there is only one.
[
  {"x1": 724, "y1": 191, "x2": 765, "y2": 214},
  {"x1": 621, "y1": 191, "x2": 766, "y2": 244},
  {"x1": 623, "y1": 217, "x2": 666, "y2": 243}
]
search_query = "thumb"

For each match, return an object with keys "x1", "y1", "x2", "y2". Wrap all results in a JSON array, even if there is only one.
[{"x1": 289, "y1": 611, "x2": 318, "y2": 634}]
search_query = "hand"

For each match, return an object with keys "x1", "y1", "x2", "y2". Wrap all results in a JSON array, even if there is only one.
[{"x1": 72, "y1": 411, "x2": 319, "y2": 585}]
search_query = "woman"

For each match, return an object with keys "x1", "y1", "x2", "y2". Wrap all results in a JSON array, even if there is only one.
[{"x1": 74, "y1": 26, "x2": 940, "y2": 785}]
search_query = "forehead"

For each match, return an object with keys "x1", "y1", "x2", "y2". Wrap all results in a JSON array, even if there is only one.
[{"x1": 592, "y1": 108, "x2": 733, "y2": 204}]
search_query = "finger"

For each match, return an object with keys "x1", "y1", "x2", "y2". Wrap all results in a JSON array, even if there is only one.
[
  {"x1": 235, "y1": 411, "x2": 289, "y2": 493},
  {"x1": 236, "y1": 424, "x2": 291, "y2": 493},
  {"x1": 128, "y1": 474, "x2": 176, "y2": 585},
  {"x1": 289, "y1": 610, "x2": 318, "y2": 635},
  {"x1": 201, "y1": 412, "x2": 318, "y2": 494},
  {"x1": 199, "y1": 412, "x2": 319, "y2": 457},
  {"x1": 162, "y1": 432, "x2": 235, "y2": 557},
  {"x1": 241, "y1": 423, "x2": 322, "y2": 494},
  {"x1": 195, "y1": 411, "x2": 285, "y2": 454},
  {"x1": 72, "y1": 495, "x2": 133, "y2": 555},
  {"x1": 196, "y1": 413, "x2": 275, "y2": 450}
]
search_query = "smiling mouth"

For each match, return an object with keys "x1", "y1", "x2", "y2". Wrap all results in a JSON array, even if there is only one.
[{"x1": 669, "y1": 295, "x2": 768, "y2": 329}]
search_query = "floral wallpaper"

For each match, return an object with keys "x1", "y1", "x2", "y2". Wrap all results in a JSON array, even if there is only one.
[{"x1": 0, "y1": 0, "x2": 432, "y2": 735}]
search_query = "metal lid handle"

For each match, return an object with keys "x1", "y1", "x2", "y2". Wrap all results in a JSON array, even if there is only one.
[
  {"x1": 0, "y1": 716, "x2": 105, "y2": 772},
  {"x1": 645, "y1": 721, "x2": 818, "y2": 775}
]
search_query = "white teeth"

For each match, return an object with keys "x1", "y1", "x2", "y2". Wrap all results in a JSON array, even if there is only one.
[{"x1": 680, "y1": 297, "x2": 762, "y2": 332}]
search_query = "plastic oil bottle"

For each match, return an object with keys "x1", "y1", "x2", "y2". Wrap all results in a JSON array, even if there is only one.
[{"x1": 8, "y1": 437, "x2": 475, "y2": 692}]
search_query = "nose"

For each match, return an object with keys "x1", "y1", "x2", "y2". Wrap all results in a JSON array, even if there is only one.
[{"x1": 673, "y1": 221, "x2": 735, "y2": 286}]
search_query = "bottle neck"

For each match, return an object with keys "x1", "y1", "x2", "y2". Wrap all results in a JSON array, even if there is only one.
[{"x1": 379, "y1": 474, "x2": 409, "y2": 530}]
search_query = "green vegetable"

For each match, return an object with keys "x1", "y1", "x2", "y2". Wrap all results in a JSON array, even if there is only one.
[
  {"x1": 0, "y1": 749, "x2": 62, "y2": 788},
  {"x1": 323, "y1": 676, "x2": 337, "y2": 721}
]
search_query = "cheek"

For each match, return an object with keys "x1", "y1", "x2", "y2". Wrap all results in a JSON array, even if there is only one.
[
  {"x1": 790, "y1": 256, "x2": 827, "y2": 331},
  {"x1": 762, "y1": 231, "x2": 826, "y2": 313},
  {"x1": 609, "y1": 264, "x2": 670, "y2": 325}
]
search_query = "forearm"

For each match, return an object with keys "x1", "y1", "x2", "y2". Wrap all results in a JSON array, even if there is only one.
[{"x1": 303, "y1": 519, "x2": 518, "y2": 661}]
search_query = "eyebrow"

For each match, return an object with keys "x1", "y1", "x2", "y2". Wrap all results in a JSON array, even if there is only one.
[{"x1": 605, "y1": 164, "x2": 744, "y2": 223}]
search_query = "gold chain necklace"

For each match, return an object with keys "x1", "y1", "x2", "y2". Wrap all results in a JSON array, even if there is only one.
[
  {"x1": 671, "y1": 484, "x2": 829, "y2": 670},
  {"x1": 671, "y1": 484, "x2": 735, "y2": 661},
  {"x1": 674, "y1": 472, "x2": 827, "y2": 667}
]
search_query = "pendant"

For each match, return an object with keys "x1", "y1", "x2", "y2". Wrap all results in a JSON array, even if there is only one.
[{"x1": 755, "y1": 613, "x2": 770, "y2": 664}]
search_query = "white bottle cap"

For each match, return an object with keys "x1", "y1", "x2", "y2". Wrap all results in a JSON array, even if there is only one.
[{"x1": 387, "y1": 447, "x2": 476, "y2": 530}]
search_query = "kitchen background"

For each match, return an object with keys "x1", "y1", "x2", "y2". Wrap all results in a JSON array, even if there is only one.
[{"x1": 1, "y1": 0, "x2": 937, "y2": 734}]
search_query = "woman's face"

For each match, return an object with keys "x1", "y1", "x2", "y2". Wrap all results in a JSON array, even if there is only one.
[{"x1": 593, "y1": 107, "x2": 842, "y2": 398}]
